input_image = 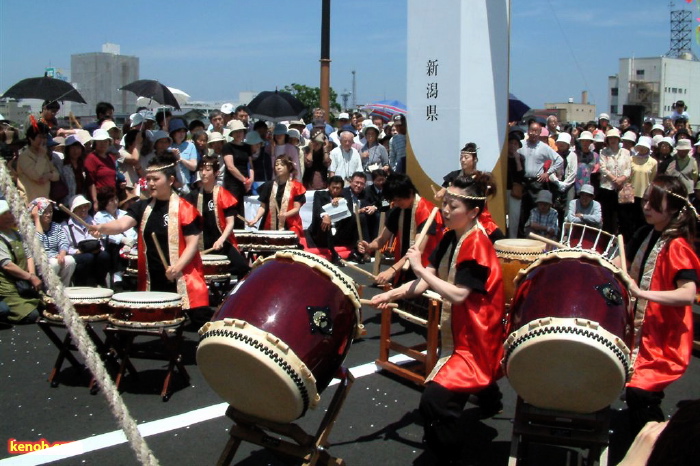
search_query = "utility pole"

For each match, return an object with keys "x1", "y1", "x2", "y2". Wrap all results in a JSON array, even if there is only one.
[
  {"x1": 319, "y1": 0, "x2": 331, "y2": 117},
  {"x1": 351, "y1": 70, "x2": 357, "y2": 110}
]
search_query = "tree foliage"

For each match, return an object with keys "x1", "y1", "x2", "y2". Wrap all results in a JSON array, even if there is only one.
[{"x1": 281, "y1": 83, "x2": 341, "y2": 121}]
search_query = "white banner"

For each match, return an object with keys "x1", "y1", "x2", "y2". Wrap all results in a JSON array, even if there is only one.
[{"x1": 407, "y1": 0, "x2": 509, "y2": 180}]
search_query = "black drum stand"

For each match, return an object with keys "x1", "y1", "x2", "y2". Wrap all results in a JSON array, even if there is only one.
[
  {"x1": 508, "y1": 397, "x2": 610, "y2": 466},
  {"x1": 216, "y1": 366, "x2": 354, "y2": 466}
]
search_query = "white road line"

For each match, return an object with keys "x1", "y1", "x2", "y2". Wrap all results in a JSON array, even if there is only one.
[{"x1": 1, "y1": 354, "x2": 415, "y2": 465}]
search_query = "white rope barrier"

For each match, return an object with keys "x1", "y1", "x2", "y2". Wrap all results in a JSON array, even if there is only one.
[{"x1": 0, "y1": 160, "x2": 159, "y2": 465}]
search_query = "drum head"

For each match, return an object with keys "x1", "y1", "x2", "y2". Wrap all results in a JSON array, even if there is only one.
[
  {"x1": 65, "y1": 286, "x2": 114, "y2": 302},
  {"x1": 197, "y1": 319, "x2": 317, "y2": 424},
  {"x1": 505, "y1": 317, "x2": 630, "y2": 413},
  {"x1": 202, "y1": 254, "x2": 229, "y2": 263}
]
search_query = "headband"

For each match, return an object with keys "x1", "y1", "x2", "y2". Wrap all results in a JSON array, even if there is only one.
[
  {"x1": 661, "y1": 187, "x2": 700, "y2": 220},
  {"x1": 445, "y1": 188, "x2": 487, "y2": 201},
  {"x1": 145, "y1": 163, "x2": 176, "y2": 173}
]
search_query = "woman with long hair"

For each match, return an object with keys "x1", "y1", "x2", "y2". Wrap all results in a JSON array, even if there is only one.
[
  {"x1": 621, "y1": 175, "x2": 700, "y2": 436},
  {"x1": 370, "y1": 173, "x2": 505, "y2": 464}
]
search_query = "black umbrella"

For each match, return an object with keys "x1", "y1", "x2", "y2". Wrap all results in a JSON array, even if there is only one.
[
  {"x1": 247, "y1": 90, "x2": 307, "y2": 122},
  {"x1": 508, "y1": 93, "x2": 530, "y2": 123},
  {"x1": 1, "y1": 76, "x2": 87, "y2": 104},
  {"x1": 120, "y1": 79, "x2": 181, "y2": 110}
]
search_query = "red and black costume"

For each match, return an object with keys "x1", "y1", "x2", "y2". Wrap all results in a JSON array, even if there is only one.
[
  {"x1": 419, "y1": 224, "x2": 506, "y2": 463},
  {"x1": 625, "y1": 225, "x2": 700, "y2": 434},
  {"x1": 128, "y1": 193, "x2": 208, "y2": 309},
  {"x1": 257, "y1": 179, "x2": 306, "y2": 238}
]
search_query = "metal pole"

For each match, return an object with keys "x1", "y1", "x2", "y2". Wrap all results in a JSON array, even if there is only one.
[{"x1": 320, "y1": 0, "x2": 331, "y2": 117}]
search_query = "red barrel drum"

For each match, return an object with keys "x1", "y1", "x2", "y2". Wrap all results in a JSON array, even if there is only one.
[
  {"x1": 197, "y1": 249, "x2": 360, "y2": 423},
  {"x1": 504, "y1": 250, "x2": 633, "y2": 413}
]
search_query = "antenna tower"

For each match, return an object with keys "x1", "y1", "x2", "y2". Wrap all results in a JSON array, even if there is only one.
[{"x1": 667, "y1": 4, "x2": 695, "y2": 58}]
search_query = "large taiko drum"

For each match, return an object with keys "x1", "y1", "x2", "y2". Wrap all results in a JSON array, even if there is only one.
[
  {"x1": 503, "y1": 250, "x2": 633, "y2": 413},
  {"x1": 197, "y1": 249, "x2": 360, "y2": 423},
  {"x1": 108, "y1": 292, "x2": 183, "y2": 328},
  {"x1": 494, "y1": 239, "x2": 546, "y2": 304},
  {"x1": 43, "y1": 287, "x2": 114, "y2": 322},
  {"x1": 561, "y1": 222, "x2": 618, "y2": 259}
]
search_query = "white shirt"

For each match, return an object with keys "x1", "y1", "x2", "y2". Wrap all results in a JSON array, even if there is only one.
[{"x1": 329, "y1": 147, "x2": 362, "y2": 185}]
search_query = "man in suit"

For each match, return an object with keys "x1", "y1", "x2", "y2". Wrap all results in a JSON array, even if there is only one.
[
  {"x1": 343, "y1": 172, "x2": 375, "y2": 261},
  {"x1": 364, "y1": 169, "x2": 390, "y2": 238},
  {"x1": 309, "y1": 176, "x2": 356, "y2": 263}
]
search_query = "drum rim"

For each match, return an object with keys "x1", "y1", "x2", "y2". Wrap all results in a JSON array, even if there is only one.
[
  {"x1": 504, "y1": 316, "x2": 631, "y2": 376},
  {"x1": 198, "y1": 318, "x2": 319, "y2": 420},
  {"x1": 513, "y1": 249, "x2": 633, "y2": 290},
  {"x1": 109, "y1": 291, "x2": 183, "y2": 308}
]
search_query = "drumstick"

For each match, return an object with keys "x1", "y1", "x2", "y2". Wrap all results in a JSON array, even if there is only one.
[
  {"x1": 237, "y1": 214, "x2": 257, "y2": 229},
  {"x1": 201, "y1": 247, "x2": 216, "y2": 256},
  {"x1": 354, "y1": 204, "x2": 364, "y2": 243},
  {"x1": 402, "y1": 207, "x2": 439, "y2": 271},
  {"x1": 151, "y1": 232, "x2": 170, "y2": 269},
  {"x1": 360, "y1": 298, "x2": 398, "y2": 308},
  {"x1": 527, "y1": 233, "x2": 567, "y2": 250},
  {"x1": 340, "y1": 259, "x2": 378, "y2": 281},
  {"x1": 373, "y1": 213, "x2": 386, "y2": 276},
  {"x1": 58, "y1": 204, "x2": 95, "y2": 231},
  {"x1": 617, "y1": 234, "x2": 628, "y2": 276}
]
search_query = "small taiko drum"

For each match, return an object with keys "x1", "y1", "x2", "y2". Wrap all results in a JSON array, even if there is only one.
[
  {"x1": 503, "y1": 250, "x2": 633, "y2": 413},
  {"x1": 561, "y1": 222, "x2": 618, "y2": 259},
  {"x1": 43, "y1": 287, "x2": 114, "y2": 322},
  {"x1": 197, "y1": 249, "x2": 360, "y2": 423},
  {"x1": 248, "y1": 230, "x2": 299, "y2": 251},
  {"x1": 108, "y1": 292, "x2": 183, "y2": 328},
  {"x1": 494, "y1": 239, "x2": 546, "y2": 304},
  {"x1": 233, "y1": 230, "x2": 252, "y2": 252},
  {"x1": 201, "y1": 254, "x2": 230, "y2": 283}
]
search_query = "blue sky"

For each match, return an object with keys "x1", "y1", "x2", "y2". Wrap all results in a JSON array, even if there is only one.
[{"x1": 0, "y1": 0, "x2": 697, "y2": 114}]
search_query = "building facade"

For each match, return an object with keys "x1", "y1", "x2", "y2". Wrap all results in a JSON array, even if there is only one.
[
  {"x1": 70, "y1": 43, "x2": 139, "y2": 118},
  {"x1": 608, "y1": 55, "x2": 699, "y2": 129}
]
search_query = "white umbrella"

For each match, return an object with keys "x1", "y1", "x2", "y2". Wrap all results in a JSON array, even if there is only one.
[{"x1": 136, "y1": 86, "x2": 190, "y2": 108}]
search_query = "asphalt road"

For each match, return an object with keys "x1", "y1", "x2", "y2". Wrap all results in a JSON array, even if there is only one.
[{"x1": 1, "y1": 260, "x2": 699, "y2": 465}]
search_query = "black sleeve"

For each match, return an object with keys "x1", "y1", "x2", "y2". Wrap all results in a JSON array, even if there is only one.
[
  {"x1": 385, "y1": 207, "x2": 401, "y2": 234},
  {"x1": 221, "y1": 142, "x2": 235, "y2": 156},
  {"x1": 182, "y1": 213, "x2": 202, "y2": 236},
  {"x1": 126, "y1": 199, "x2": 148, "y2": 224},
  {"x1": 223, "y1": 205, "x2": 237, "y2": 217},
  {"x1": 675, "y1": 269, "x2": 699, "y2": 286},
  {"x1": 454, "y1": 260, "x2": 489, "y2": 294},
  {"x1": 293, "y1": 193, "x2": 306, "y2": 205}
]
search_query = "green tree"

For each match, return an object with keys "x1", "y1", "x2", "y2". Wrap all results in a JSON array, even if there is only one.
[{"x1": 281, "y1": 83, "x2": 341, "y2": 122}]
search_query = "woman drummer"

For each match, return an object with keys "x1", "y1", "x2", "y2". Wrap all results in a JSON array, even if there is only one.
[
  {"x1": 370, "y1": 173, "x2": 505, "y2": 464},
  {"x1": 247, "y1": 154, "x2": 306, "y2": 238},
  {"x1": 186, "y1": 155, "x2": 250, "y2": 279},
  {"x1": 90, "y1": 153, "x2": 208, "y2": 309},
  {"x1": 621, "y1": 175, "x2": 700, "y2": 436}
]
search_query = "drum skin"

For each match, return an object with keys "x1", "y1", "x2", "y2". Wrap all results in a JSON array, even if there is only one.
[
  {"x1": 505, "y1": 255, "x2": 633, "y2": 413},
  {"x1": 197, "y1": 255, "x2": 357, "y2": 423}
]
